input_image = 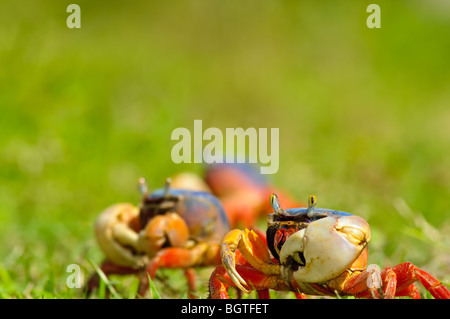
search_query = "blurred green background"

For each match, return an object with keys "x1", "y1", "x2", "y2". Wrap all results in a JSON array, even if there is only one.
[{"x1": 0, "y1": 0, "x2": 449, "y2": 298}]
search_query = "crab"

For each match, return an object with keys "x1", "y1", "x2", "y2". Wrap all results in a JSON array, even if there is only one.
[
  {"x1": 87, "y1": 178, "x2": 230, "y2": 298},
  {"x1": 205, "y1": 163, "x2": 302, "y2": 228},
  {"x1": 209, "y1": 194, "x2": 450, "y2": 299}
]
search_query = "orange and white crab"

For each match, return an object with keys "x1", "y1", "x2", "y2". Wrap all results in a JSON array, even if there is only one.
[
  {"x1": 209, "y1": 194, "x2": 450, "y2": 299},
  {"x1": 88, "y1": 178, "x2": 230, "y2": 297}
]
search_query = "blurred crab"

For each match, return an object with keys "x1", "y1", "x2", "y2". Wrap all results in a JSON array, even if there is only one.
[
  {"x1": 209, "y1": 194, "x2": 450, "y2": 299},
  {"x1": 88, "y1": 178, "x2": 230, "y2": 298},
  {"x1": 205, "y1": 163, "x2": 302, "y2": 228}
]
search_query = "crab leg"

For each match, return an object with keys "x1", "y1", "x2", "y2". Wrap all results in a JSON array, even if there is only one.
[
  {"x1": 209, "y1": 265, "x2": 230, "y2": 299},
  {"x1": 133, "y1": 243, "x2": 219, "y2": 297},
  {"x1": 184, "y1": 268, "x2": 197, "y2": 298},
  {"x1": 145, "y1": 243, "x2": 219, "y2": 277},
  {"x1": 373, "y1": 263, "x2": 450, "y2": 299},
  {"x1": 338, "y1": 266, "x2": 414, "y2": 299},
  {"x1": 390, "y1": 263, "x2": 450, "y2": 299},
  {"x1": 340, "y1": 262, "x2": 450, "y2": 299},
  {"x1": 220, "y1": 228, "x2": 280, "y2": 293},
  {"x1": 209, "y1": 264, "x2": 283, "y2": 299}
]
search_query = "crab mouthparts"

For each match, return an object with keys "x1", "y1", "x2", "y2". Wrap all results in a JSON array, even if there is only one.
[
  {"x1": 279, "y1": 228, "x2": 306, "y2": 269},
  {"x1": 284, "y1": 251, "x2": 306, "y2": 271}
]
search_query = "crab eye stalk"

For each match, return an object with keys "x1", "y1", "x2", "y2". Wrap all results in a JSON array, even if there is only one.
[
  {"x1": 307, "y1": 194, "x2": 317, "y2": 218},
  {"x1": 138, "y1": 177, "x2": 149, "y2": 195},
  {"x1": 163, "y1": 178, "x2": 172, "y2": 197},
  {"x1": 270, "y1": 193, "x2": 284, "y2": 214}
]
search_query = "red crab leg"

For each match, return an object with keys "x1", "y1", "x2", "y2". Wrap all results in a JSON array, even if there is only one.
[
  {"x1": 209, "y1": 264, "x2": 281, "y2": 299},
  {"x1": 395, "y1": 283, "x2": 421, "y2": 299},
  {"x1": 338, "y1": 263, "x2": 397, "y2": 299},
  {"x1": 257, "y1": 289, "x2": 270, "y2": 299},
  {"x1": 379, "y1": 267, "x2": 397, "y2": 298},
  {"x1": 390, "y1": 262, "x2": 450, "y2": 299},
  {"x1": 184, "y1": 268, "x2": 197, "y2": 298},
  {"x1": 146, "y1": 248, "x2": 197, "y2": 278},
  {"x1": 137, "y1": 248, "x2": 200, "y2": 297},
  {"x1": 145, "y1": 243, "x2": 218, "y2": 277},
  {"x1": 138, "y1": 243, "x2": 219, "y2": 297},
  {"x1": 341, "y1": 263, "x2": 450, "y2": 299},
  {"x1": 209, "y1": 265, "x2": 232, "y2": 299}
]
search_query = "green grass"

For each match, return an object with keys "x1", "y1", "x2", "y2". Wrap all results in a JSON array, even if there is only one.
[{"x1": 0, "y1": 0, "x2": 449, "y2": 299}]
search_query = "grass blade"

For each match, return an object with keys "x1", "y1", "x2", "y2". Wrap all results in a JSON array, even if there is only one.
[
  {"x1": 88, "y1": 259, "x2": 122, "y2": 299},
  {"x1": 147, "y1": 273, "x2": 161, "y2": 299}
]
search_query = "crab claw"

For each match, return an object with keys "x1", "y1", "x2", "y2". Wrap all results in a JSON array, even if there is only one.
[
  {"x1": 280, "y1": 215, "x2": 370, "y2": 284},
  {"x1": 221, "y1": 229, "x2": 279, "y2": 294},
  {"x1": 138, "y1": 212, "x2": 190, "y2": 257},
  {"x1": 95, "y1": 203, "x2": 148, "y2": 268},
  {"x1": 220, "y1": 230, "x2": 251, "y2": 293}
]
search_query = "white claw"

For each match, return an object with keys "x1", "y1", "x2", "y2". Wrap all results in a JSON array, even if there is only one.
[
  {"x1": 112, "y1": 222, "x2": 140, "y2": 248},
  {"x1": 95, "y1": 203, "x2": 148, "y2": 268},
  {"x1": 280, "y1": 216, "x2": 370, "y2": 284}
]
